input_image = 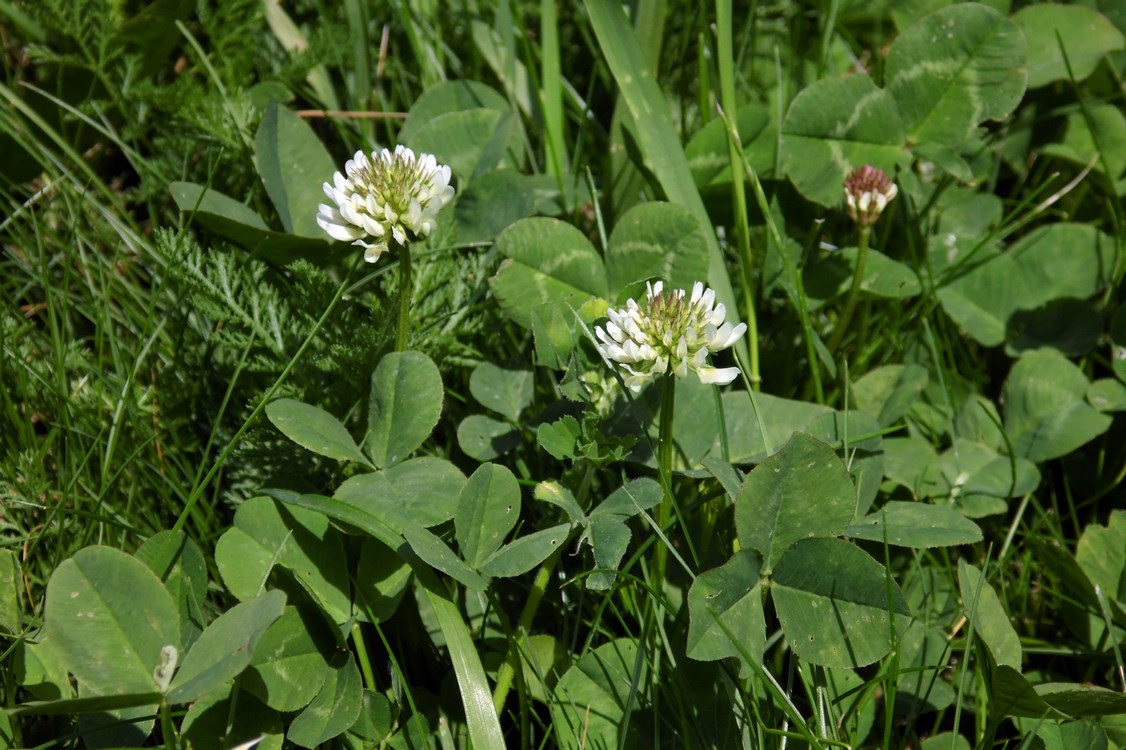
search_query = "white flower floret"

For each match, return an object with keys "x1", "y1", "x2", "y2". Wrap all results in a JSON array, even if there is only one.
[
  {"x1": 316, "y1": 145, "x2": 455, "y2": 263},
  {"x1": 595, "y1": 281, "x2": 747, "y2": 392}
]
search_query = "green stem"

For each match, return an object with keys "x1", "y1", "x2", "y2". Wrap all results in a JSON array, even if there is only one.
[
  {"x1": 395, "y1": 243, "x2": 412, "y2": 352},
  {"x1": 828, "y1": 226, "x2": 871, "y2": 354},
  {"x1": 351, "y1": 622, "x2": 377, "y2": 691},
  {"x1": 160, "y1": 700, "x2": 176, "y2": 750},
  {"x1": 653, "y1": 374, "x2": 677, "y2": 588},
  {"x1": 492, "y1": 542, "x2": 566, "y2": 712},
  {"x1": 716, "y1": 0, "x2": 760, "y2": 389}
]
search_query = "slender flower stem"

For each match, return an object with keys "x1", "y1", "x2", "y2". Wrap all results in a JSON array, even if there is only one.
[
  {"x1": 395, "y1": 243, "x2": 412, "y2": 352},
  {"x1": 491, "y1": 543, "x2": 566, "y2": 712},
  {"x1": 653, "y1": 374, "x2": 677, "y2": 587},
  {"x1": 828, "y1": 226, "x2": 871, "y2": 355},
  {"x1": 351, "y1": 622, "x2": 377, "y2": 691}
]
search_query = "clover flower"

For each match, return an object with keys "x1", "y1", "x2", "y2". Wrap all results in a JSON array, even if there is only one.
[
  {"x1": 317, "y1": 145, "x2": 455, "y2": 263},
  {"x1": 595, "y1": 281, "x2": 746, "y2": 392},
  {"x1": 844, "y1": 165, "x2": 897, "y2": 227}
]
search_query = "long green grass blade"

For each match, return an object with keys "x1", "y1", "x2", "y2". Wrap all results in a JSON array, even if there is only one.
[
  {"x1": 583, "y1": 0, "x2": 741, "y2": 337},
  {"x1": 418, "y1": 567, "x2": 506, "y2": 749}
]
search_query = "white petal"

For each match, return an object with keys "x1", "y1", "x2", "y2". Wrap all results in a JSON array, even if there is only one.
[
  {"x1": 317, "y1": 215, "x2": 365, "y2": 241},
  {"x1": 697, "y1": 366, "x2": 740, "y2": 385}
]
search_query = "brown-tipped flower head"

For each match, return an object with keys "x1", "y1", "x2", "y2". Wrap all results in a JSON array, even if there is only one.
[{"x1": 844, "y1": 165, "x2": 897, "y2": 227}]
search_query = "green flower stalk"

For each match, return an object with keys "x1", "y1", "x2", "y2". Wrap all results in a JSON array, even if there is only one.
[
  {"x1": 596, "y1": 281, "x2": 746, "y2": 588},
  {"x1": 829, "y1": 165, "x2": 898, "y2": 354},
  {"x1": 317, "y1": 145, "x2": 455, "y2": 350}
]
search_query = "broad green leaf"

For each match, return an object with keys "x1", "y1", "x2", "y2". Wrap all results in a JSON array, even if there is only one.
[
  {"x1": 686, "y1": 549, "x2": 767, "y2": 668},
  {"x1": 537, "y1": 415, "x2": 581, "y2": 460},
  {"x1": 989, "y1": 665, "x2": 1070, "y2": 720},
  {"x1": 686, "y1": 104, "x2": 774, "y2": 186},
  {"x1": 1039, "y1": 104, "x2": 1126, "y2": 188},
  {"x1": 936, "y1": 439, "x2": 1041, "y2": 518},
  {"x1": 366, "y1": 351, "x2": 443, "y2": 468},
  {"x1": 886, "y1": 4, "x2": 1026, "y2": 146},
  {"x1": 781, "y1": 74, "x2": 908, "y2": 207},
  {"x1": 939, "y1": 222, "x2": 1116, "y2": 348},
  {"x1": 286, "y1": 656, "x2": 363, "y2": 748},
  {"x1": 935, "y1": 245, "x2": 1018, "y2": 346},
  {"x1": 1035, "y1": 720, "x2": 1108, "y2": 750},
  {"x1": 666, "y1": 372, "x2": 725, "y2": 469},
  {"x1": 853, "y1": 364, "x2": 929, "y2": 427},
  {"x1": 479, "y1": 523, "x2": 571, "y2": 578},
  {"x1": 403, "y1": 526, "x2": 488, "y2": 591},
  {"x1": 839, "y1": 247, "x2": 920, "y2": 299},
  {"x1": 845, "y1": 502, "x2": 983, "y2": 548},
  {"x1": 591, "y1": 478, "x2": 663, "y2": 519},
  {"x1": 355, "y1": 538, "x2": 412, "y2": 623},
  {"x1": 455, "y1": 463, "x2": 521, "y2": 568},
  {"x1": 1002, "y1": 349, "x2": 1111, "y2": 463},
  {"x1": 735, "y1": 433, "x2": 856, "y2": 572},
  {"x1": 168, "y1": 182, "x2": 330, "y2": 265},
  {"x1": 18, "y1": 636, "x2": 73, "y2": 702},
  {"x1": 180, "y1": 686, "x2": 283, "y2": 750},
  {"x1": 1036, "y1": 683, "x2": 1126, "y2": 717},
  {"x1": 243, "y1": 606, "x2": 331, "y2": 712},
  {"x1": 490, "y1": 217, "x2": 608, "y2": 329},
  {"x1": 1075, "y1": 511, "x2": 1126, "y2": 604},
  {"x1": 772, "y1": 538, "x2": 911, "y2": 668},
  {"x1": 135, "y1": 531, "x2": 208, "y2": 649},
  {"x1": 1088, "y1": 378, "x2": 1126, "y2": 412},
  {"x1": 805, "y1": 410, "x2": 885, "y2": 517},
  {"x1": 452, "y1": 170, "x2": 558, "y2": 245},
  {"x1": 350, "y1": 690, "x2": 393, "y2": 742},
  {"x1": 518, "y1": 634, "x2": 568, "y2": 704},
  {"x1": 265, "y1": 399, "x2": 371, "y2": 466},
  {"x1": 583, "y1": 518, "x2": 631, "y2": 591},
  {"x1": 604, "y1": 202, "x2": 711, "y2": 299},
  {"x1": 535, "y1": 481, "x2": 585, "y2": 525},
  {"x1": 214, "y1": 497, "x2": 352, "y2": 624},
  {"x1": 166, "y1": 589, "x2": 285, "y2": 704},
  {"x1": 551, "y1": 639, "x2": 639, "y2": 750},
  {"x1": 1016, "y1": 4, "x2": 1125, "y2": 89},
  {"x1": 468, "y1": 361, "x2": 534, "y2": 421},
  {"x1": 881, "y1": 437, "x2": 944, "y2": 500},
  {"x1": 399, "y1": 80, "x2": 510, "y2": 145},
  {"x1": 897, "y1": 621, "x2": 957, "y2": 714},
  {"x1": 45, "y1": 546, "x2": 179, "y2": 696},
  {"x1": 334, "y1": 457, "x2": 466, "y2": 533},
  {"x1": 959, "y1": 561, "x2": 1021, "y2": 669},
  {"x1": 456, "y1": 414, "x2": 521, "y2": 461},
  {"x1": 255, "y1": 102, "x2": 336, "y2": 238},
  {"x1": 530, "y1": 302, "x2": 578, "y2": 370},
  {"x1": 406, "y1": 108, "x2": 521, "y2": 182},
  {"x1": 720, "y1": 391, "x2": 834, "y2": 462}
]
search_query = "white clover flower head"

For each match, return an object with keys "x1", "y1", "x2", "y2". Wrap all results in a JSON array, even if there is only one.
[
  {"x1": 594, "y1": 281, "x2": 747, "y2": 392},
  {"x1": 316, "y1": 145, "x2": 455, "y2": 263},
  {"x1": 843, "y1": 164, "x2": 897, "y2": 228}
]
